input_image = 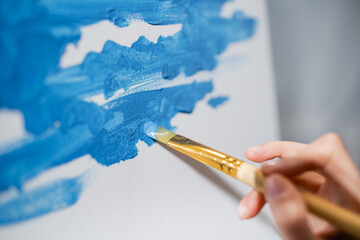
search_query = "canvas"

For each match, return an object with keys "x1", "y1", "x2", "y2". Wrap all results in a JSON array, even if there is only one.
[{"x1": 0, "y1": 0, "x2": 279, "y2": 239}]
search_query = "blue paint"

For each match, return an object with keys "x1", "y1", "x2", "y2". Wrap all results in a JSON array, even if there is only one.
[
  {"x1": 0, "y1": 125, "x2": 93, "y2": 191},
  {"x1": 208, "y1": 96, "x2": 230, "y2": 108},
  {"x1": 90, "y1": 81, "x2": 214, "y2": 165},
  {"x1": 143, "y1": 122, "x2": 158, "y2": 140},
  {"x1": 0, "y1": 177, "x2": 83, "y2": 224},
  {"x1": 0, "y1": 0, "x2": 256, "y2": 224}
]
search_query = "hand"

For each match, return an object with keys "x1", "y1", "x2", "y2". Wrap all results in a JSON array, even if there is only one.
[{"x1": 238, "y1": 133, "x2": 360, "y2": 240}]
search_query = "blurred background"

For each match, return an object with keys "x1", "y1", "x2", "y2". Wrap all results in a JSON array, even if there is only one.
[{"x1": 268, "y1": 0, "x2": 360, "y2": 167}]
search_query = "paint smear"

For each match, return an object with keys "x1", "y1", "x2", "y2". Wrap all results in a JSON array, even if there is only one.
[
  {"x1": 60, "y1": 20, "x2": 183, "y2": 68},
  {"x1": 0, "y1": 0, "x2": 256, "y2": 224},
  {"x1": 208, "y1": 96, "x2": 230, "y2": 108},
  {"x1": 0, "y1": 177, "x2": 83, "y2": 225}
]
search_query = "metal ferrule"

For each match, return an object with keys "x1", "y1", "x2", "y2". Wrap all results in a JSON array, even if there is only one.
[{"x1": 167, "y1": 134, "x2": 243, "y2": 178}]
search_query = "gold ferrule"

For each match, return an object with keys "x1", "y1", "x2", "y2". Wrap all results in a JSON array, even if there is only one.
[{"x1": 167, "y1": 134, "x2": 243, "y2": 178}]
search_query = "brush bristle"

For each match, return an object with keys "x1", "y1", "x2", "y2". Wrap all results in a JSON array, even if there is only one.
[
  {"x1": 144, "y1": 122, "x2": 158, "y2": 140},
  {"x1": 143, "y1": 122, "x2": 176, "y2": 144}
]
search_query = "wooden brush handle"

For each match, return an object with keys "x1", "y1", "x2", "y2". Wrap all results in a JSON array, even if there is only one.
[{"x1": 237, "y1": 162, "x2": 360, "y2": 238}]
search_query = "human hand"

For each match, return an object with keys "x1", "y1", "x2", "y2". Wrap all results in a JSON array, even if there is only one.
[{"x1": 238, "y1": 133, "x2": 360, "y2": 239}]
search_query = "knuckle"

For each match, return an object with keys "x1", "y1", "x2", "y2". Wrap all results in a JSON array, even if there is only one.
[
  {"x1": 322, "y1": 132, "x2": 343, "y2": 146},
  {"x1": 311, "y1": 133, "x2": 344, "y2": 163},
  {"x1": 312, "y1": 147, "x2": 331, "y2": 164}
]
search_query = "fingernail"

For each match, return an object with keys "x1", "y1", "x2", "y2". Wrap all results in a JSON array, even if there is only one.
[
  {"x1": 265, "y1": 175, "x2": 287, "y2": 200},
  {"x1": 246, "y1": 146, "x2": 262, "y2": 155},
  {"x1": 238, "y1": 204, "x2": 250, "y2": 220}
]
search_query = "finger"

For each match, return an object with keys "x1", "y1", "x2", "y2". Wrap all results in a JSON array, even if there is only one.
[
  {"x1": 265, "y1": 174, "x2": 314, "y2": 240},
  {"x1": 262, "y1": 133, "x2": 360, "y2": 202},
  {"x1": 245, "y1": 141, "x2": 307, "y2": 163},
  {"x1": 238, "y1": 190, "x2": 265, "y2": 219},
  {"x1": 303, "y1": 133, "x2": 360, "y2": 182},
  {"x1": 307, "y1": 214, "x2": 337, "y2": 237},
  {"x1": 262, "y1": 158, "x2": 317, "y2": 177},
  {"x1": 290, "y1": 171, "x2": 325, "y2": 193},
  {"x1": 262, "y1": 134, "x2": 358, "y2": 177}
]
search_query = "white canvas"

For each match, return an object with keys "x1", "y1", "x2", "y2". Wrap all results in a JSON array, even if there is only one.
[{"x1": 0, "y1": 1, "x2": 280, "y2": 239}]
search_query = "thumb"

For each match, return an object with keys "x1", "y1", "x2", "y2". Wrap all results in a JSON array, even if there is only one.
[{"x1": 265, "y1": 174, "x2": 314, "y2": 240}]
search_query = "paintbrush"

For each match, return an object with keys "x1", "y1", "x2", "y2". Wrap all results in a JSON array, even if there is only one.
[{"x1": 144, "y1": 123, "x2": 360, "y2": 238}]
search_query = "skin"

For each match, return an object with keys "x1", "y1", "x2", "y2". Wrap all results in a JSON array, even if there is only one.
[{"x1": 238, "y1": 133, "x2": 360, "y2": 239}]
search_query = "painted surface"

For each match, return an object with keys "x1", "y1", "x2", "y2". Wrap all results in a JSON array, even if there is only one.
[
  {"x1": 0, "y1": 177, "x2": 83, "y2": 224},
  {"x1": 0, "y1": 0, "x2": 257, "y2": 224},
  {"x1": 0, "y1": 1, "x2": 279, "y2": 239}
]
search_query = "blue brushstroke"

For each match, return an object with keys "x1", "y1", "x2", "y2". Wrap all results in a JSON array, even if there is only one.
[
  {"x1": 0, "y1": 177, "x2": 83, "y2": 224},
  {"x1": 0, "y1": 0, "x2": 257, "y2": 224},
  {"x1": 208, "y1": 96, "x2": 230, "y2": 108}
]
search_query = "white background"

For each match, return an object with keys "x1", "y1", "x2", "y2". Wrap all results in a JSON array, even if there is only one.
[{"x1": 268, "y1": 0, "x2": 360, "y2": 167}]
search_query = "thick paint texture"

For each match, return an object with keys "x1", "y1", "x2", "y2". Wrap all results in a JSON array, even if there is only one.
[
  {"x1": 0, "y1": 0, "x2": 256, "y2": 224},
  {"x1": 208, "y1": 96, "x2": 230, "y2": 108}
]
